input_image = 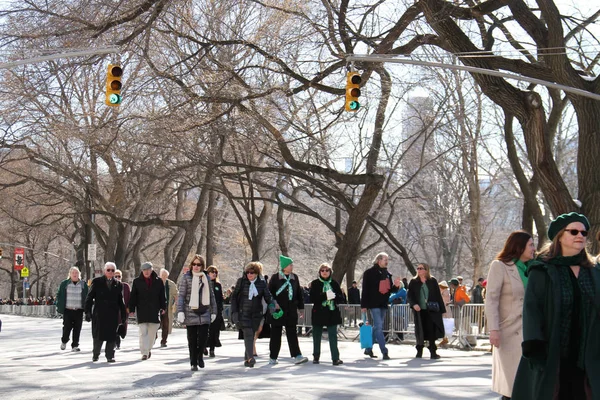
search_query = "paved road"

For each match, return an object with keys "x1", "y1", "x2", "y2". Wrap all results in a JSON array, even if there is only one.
[{"x1": 0, "y1": 314, "x2": 496, "y2": 399}]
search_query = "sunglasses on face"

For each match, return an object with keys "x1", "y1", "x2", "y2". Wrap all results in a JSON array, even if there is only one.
[
  {"x1": 319, "y1": 269, "x2": 330, "y2": 272},
  {"x1": 115, "y1": 275, "x2": 121, "y2": 278},
  {"x1": 192, "y1": 263, "x2": 203, "y2": 266},
  {"x1": 106, "y1": 269, "x2": 115, "y2": 272},
  {"x1": 246, "y1": 271, "x2": 256, "y2": 275},
  {"x1": 416, "y1": 267, "x2": 425, "y2": 271},
  {"x1": 565, "y1": 229, "x2": 588, "y2": 237}
]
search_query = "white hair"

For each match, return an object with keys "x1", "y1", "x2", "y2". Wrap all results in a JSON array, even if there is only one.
[
  {"x1": 104, "y1": 262, "x2": 117, "y2": 271},
  {"x1": 68, "y1": 267, "x2": 81, "y2": 279},
  {"x1": 373, "y1": 252, "x2": 389, "y2": 264},
  {"x1": 159, "y1": 268, "x2": 169, "y2": 277}
]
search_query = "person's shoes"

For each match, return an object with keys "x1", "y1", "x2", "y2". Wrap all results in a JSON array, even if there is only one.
[
  {"x1": 160, "y1": 343, "x2": 167, "y2": 348},
  {"x1": 72, "y1": 347, "x2": 80, "y2": 352},
  {"x1": 439, "y1": 337, "x2": 449, "y2": 348},
  {"x1": 313, "y1": 357, "x2": 320, "y2": 364},
  {"x1": 115, "y1": 346, "x2": 120, "y2": 350},
  {"x1": 294, "y1": 355, "x2": 309, "y2": 365},
  {"x1": 203, "y1": 348, "x2": 209, "y2": 356},
  {"x1": 500, "y1": 396, "x2": 511, "y2": 400},
  {"x1": 107, "y1": 358, "x2": 115, "y2": 363},
  {"x1": 382, "y1": 353, "x2": 391, "y2": 360},
  {"x1": 142, "y1": 355, "x2": 148, "y2": 360},
  {"x1": 198, "y1": 359, "x2": 205, "y2": 368},
  {"x1": 191, "y1": 365, "x2": 198, "y2": 371},
  {"x1": 244, "y1": 358, "x2": 256, "y2": 367},
  {"x1": 60, "y1": 343, "x2": 66, "y2": 350},
  {"x1": 209, "y1": 350, "x2": 215, "y2": 358},
  {"x1": 253, "y1": 353, "x2": 258, "y2": 357},
  {"x1": 92, "y1": 356, "x2": 99, "y2": 362},
  {"x1": 148, "y1": 351, "x2": 151, "y2": 359},
  {"x1": 332, "y1": 360, "x2": 344, "y2": 366},
  {"x1": 269, "y1": 358, "x2": 278, "y2": 365},
  {"x1": 364, "y1": 349, "x2": 377, "y2": 358}
]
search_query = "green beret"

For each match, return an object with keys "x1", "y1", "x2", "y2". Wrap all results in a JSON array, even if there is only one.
[
  {"x1": 547, "y1": 212, "x2": 590, "y2": 241},
  {"x1": 279, "y1": 255, "x2": 293, "y2": 270}
]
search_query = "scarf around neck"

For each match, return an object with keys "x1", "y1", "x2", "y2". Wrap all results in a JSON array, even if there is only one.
[
  {"x1": 513, "y1": 259, "x2": 529, "y2": 288},
  {"x1": 190, "y1": 271, "x2": 210, "y2": 310},
  {"x1": 319, "y1": 277, "x2": 335, "y2": 310},
  {"x1": 248, "y1": 278, "x2": 259, "y2": 300},
  {"x1": 276, "y1": 273, "x2": 294, "y2": 300}
]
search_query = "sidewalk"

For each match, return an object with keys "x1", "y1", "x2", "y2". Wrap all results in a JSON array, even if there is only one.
[{"x1": 0, "y1": 315, "x2": 496, "y2": 399}]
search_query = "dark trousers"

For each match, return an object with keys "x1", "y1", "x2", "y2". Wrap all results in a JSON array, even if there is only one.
[
  {"x1": 312, "y1": 325, "x2": 340, "y2": 361},
  {"x1": 558, "y1": 362, "x2": 588, "y2": 399},
  {"x1": 93, "y1": 337, "x2": 116, "y2": 360},
  {"x1": 186, "y1": 324, "x2": 209, "y2": 366},
  {"x1": 414, "y1": 310, "x2": 437, "y2": 353},
  {"x1": 270, "y1": 323, "x2": 302, "y2": 359},
  {"x1": 61, "y1": 309, "x2": 84, "y2": 347},
  {"x1": 242, "y1": 327, "x2": 255, "y2": 360},
  {"x1": 207, "y1": 315, "x2": 222, "y2": 350},
  {"x1": 160, "y1": 311, "x2": 170, "y2": 345}
]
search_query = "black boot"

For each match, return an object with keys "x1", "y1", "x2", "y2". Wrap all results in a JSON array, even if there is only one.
[
  {"x1": 415, "y1": 345, "x2": 423, "y2": 358},
  {"x1": 429, "y1": 345, "x2": 440, "y2": 360}
]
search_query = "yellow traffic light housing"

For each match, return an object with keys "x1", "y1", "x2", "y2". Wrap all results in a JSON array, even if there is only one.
[
  {"x1": 105, "y1": 64, "x2": 123, "y2": 106},
  {"x1": 345, "y1": 72, "x2": 361, "y2": 112}
]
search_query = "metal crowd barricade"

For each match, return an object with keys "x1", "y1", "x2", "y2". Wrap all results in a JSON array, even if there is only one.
[{"x1": 457, "y1": 304, "x2": 488, "y2": 348}]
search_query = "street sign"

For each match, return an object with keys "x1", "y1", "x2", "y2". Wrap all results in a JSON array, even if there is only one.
[
  {"x1": 20, "y1": 266, "x2": 29, "y2": 278},
  {"x1": 87, "y1": 244, "x2": 97, "y2": 261},
  {"x1": 14, "y1": 248, "x2": 24, "y2": 270}
]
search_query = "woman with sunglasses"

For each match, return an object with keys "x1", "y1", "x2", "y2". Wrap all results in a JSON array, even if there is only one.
[
  {"x1": 231, "y1": 262, "x2": 279, "y2": 367},
  {"x1": 205, "y1": 265, "x2": 223, "y2": 358},
  {"x1": 177, "y1": 255, "x2": 217, "y2": 371},
  {"x1": 485, "y1": 230, "x2": 535, "y2": 400},
  {"x1": 309, "y1": 263, "x2": 344, "y2": 365},
  {"x1": 512, "y1": 213, "x2": 600, "y2": 400},
  {"x1": 407, "y1": 263, "x2": 446, "y2": 359}
]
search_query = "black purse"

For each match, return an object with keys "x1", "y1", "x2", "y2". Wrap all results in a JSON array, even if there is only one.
[{"x1": 426, "y1": 301, "x2": 440, "y2": 313}]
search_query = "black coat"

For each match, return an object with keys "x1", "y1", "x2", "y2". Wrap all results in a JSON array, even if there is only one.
[
  {"x1": 85, "y1": 276, "x2": 127, "y2": 341},
  {"x1": 309, "y1": 278, "x2": 343, "y2": 326},
  {"x1": 348, "y1": 287, "x2": 361, "y2": 304},
  {"x1": 231, "y1": 276, "x2": 275, "y2": 331},
  {"x1": 360, "y1": 265, "x2": 396, "y2": 309},
  {"x1": 129, "y1": 270, "x2": 166, "y2": 324},
  {"x1": 212, "y1": 280, "x2": 224, "y2": 315},
  {"x1": 268, "y1": 272, "x2": 304, "y2": 326},
  {"x1": 407, "y1": 277, "x2": 446, "y2": 340}
]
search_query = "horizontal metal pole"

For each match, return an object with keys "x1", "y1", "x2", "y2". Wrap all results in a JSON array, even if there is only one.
[
  {"x1": 347, "y1": 55, "x2": 600, "y2": 101},
  {"x1": 0, "y1": 47, "x2": 120, "y2": 70}
]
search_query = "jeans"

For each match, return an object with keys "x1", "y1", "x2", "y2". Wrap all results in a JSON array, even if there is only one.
[
  {"x1": 368, "y1": 307, "x2": 388, "y2": 355},
  {"x1": 61, "y1": 309, "x2": 84, "y2": 347}
]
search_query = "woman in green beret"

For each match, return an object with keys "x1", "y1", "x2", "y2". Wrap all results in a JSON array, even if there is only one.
[{"x1": 512, "y1": 212, "x2": 600, "y2": 400}]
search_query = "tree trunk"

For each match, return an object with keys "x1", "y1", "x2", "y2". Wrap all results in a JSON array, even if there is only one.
[{"x1": 206, "y1": 187, "x2": 217, "y2": 266}]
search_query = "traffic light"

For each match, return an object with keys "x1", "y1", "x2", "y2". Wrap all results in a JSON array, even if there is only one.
[
  {"x1": 105, "y1": 64, "x2": 123, "y2": 106},
  {"x1": 345, "y1": 71, "x2": 361, "y2": 112}
]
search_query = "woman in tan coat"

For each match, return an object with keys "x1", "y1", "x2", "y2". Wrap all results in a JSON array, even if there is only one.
[{"x1": 485, "y1": 231, "x2": 535, "y2": 399}]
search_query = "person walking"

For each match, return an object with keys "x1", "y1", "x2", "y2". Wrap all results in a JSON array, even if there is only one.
[
  {"x1": 513, "y1": 213, "x2": 600, "y2": 400},
  {"x1": 268, "y1": 255, "x2": 309, "y2": 365},
  {"x1": 56, "y1": 266, "x2": 88, "y2": 352},
  {"x1": 206, "y1": 265, "x2": 224, "y2": 357},
  {"x1": 407, "y1": 263, "x2": 445, "y2": 359},
  {"x1": 129, "y1": 262, "x2": 166, "y2": 360},
  {"x1": 177, "y1": 255, "x2": 217, "y2": 371},
  {"x1": 360, "y1": 252, "x2": 396, "y2": 359},
  {"x1": 85, "y1": 262, "x2": 127, "y2": 363},
  {"x1": 309, "y1": 263, "x2": 344, "y2": 365},
  {"x1": 438, "y1": 280, "x2": 452, "y2": 347},
  {"x1": 113, "y1": 269, "x2": 130, "y2": 350},
  {"x1": 485, "y1": 230, "x2": 535, "y2": 400},
  {"x1": 159, "y1": 268, "x2": 178, "y2": 348},
  {"x1": 231, "y1": 262, "x2": 279, "y2": 367}
]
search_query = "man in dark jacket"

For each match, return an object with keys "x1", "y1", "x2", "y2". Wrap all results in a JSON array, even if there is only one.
[
  {"x1": 360, "y1": 252, "x2": 396, "y2": 359},
  {"x1": 85, "y1": 262, "x2": 127, "y2": 363},
  {"x1": 348, "y1": 281, "x2": 361, "y2": 327},
  {"x1": 129, "y1": 262, "x2": 166, "y2": 360},
  {"x1": 268, "y1": 255, "x2": 309, "y2": 365}
]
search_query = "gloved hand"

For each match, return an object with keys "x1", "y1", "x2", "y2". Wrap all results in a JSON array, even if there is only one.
[
  {"x1": 272, "y1": 309, "x2": 284, "y2": 320},
  {"x1": 177, "y1": 312, "x2": 185, "y2": 324},
  {"x1": 210, "y1": 314, "x2": 216, "y2": 323},
  {"x1": 85, "y1": 313, "x2": 91, "y2": 322}
]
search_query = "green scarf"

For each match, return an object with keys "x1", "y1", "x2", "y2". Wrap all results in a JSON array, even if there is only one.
[
  {"x1": 319, "y1": 277, "x2": 335, "y2": 311},
  {"x1": 513, "y1": 259, "x2": 529, "y2": 288},
  {"x1": 276, "y1": 273, "x2": 294, "y2": 300}
]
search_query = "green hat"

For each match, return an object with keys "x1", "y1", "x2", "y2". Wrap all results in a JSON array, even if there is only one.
[
  {"x1": 547, "y1": 212, "x2": 590, "y2": 241},
  {"x1": 279, "y1": 255, "x2": 293, "y2": 270}
]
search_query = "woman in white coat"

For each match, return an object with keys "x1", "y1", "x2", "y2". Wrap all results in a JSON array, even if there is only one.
[{"x1": 485, "y1": 231, "x2": 535, "y2": 400}]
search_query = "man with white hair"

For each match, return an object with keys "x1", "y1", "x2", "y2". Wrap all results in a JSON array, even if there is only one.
[
  {"x1": 159, "y1": 268, "x2": 178, "y2": 348},
  {"x1": 56, "y1": 266, "x2": 88, "y2": 352},
  {"x1": 85, "y1": 262, "x2": 127, "y2": 363}
]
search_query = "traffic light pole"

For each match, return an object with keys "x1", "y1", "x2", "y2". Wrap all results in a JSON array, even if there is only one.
[
  {"x1": 346, "y1": 55, "x2": 600, "y2": 102},
  {"x1": 0, "y1": 47, "x2": 120, "y2": 70}
]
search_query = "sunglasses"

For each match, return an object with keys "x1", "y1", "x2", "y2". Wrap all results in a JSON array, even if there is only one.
[
  {"x1": 565, "y1": 229, "x2": 588, "y2": 237},
  {"x1": 416, "y1": 267, "x2": 425, "y2": 271},
  {"x1": 319, "y1": 269, "x2": 330, "y2": 272},
  {"x1": 191, "y1": 263, "x2": 203, "y2": 266},
  {"x1": 114, "y1": 275, "x2": 122, "y2": 278},
  {"x1": 246, "y1": 271, "x2": 256, "y2": 275},
  {"x1": 106, "y1": 269, "x2": 115, "y2": 272}
]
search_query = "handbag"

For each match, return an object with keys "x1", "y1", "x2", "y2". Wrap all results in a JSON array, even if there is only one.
[{"x1": 426, "y1": 301, "x2": 440, "y2": 313}]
